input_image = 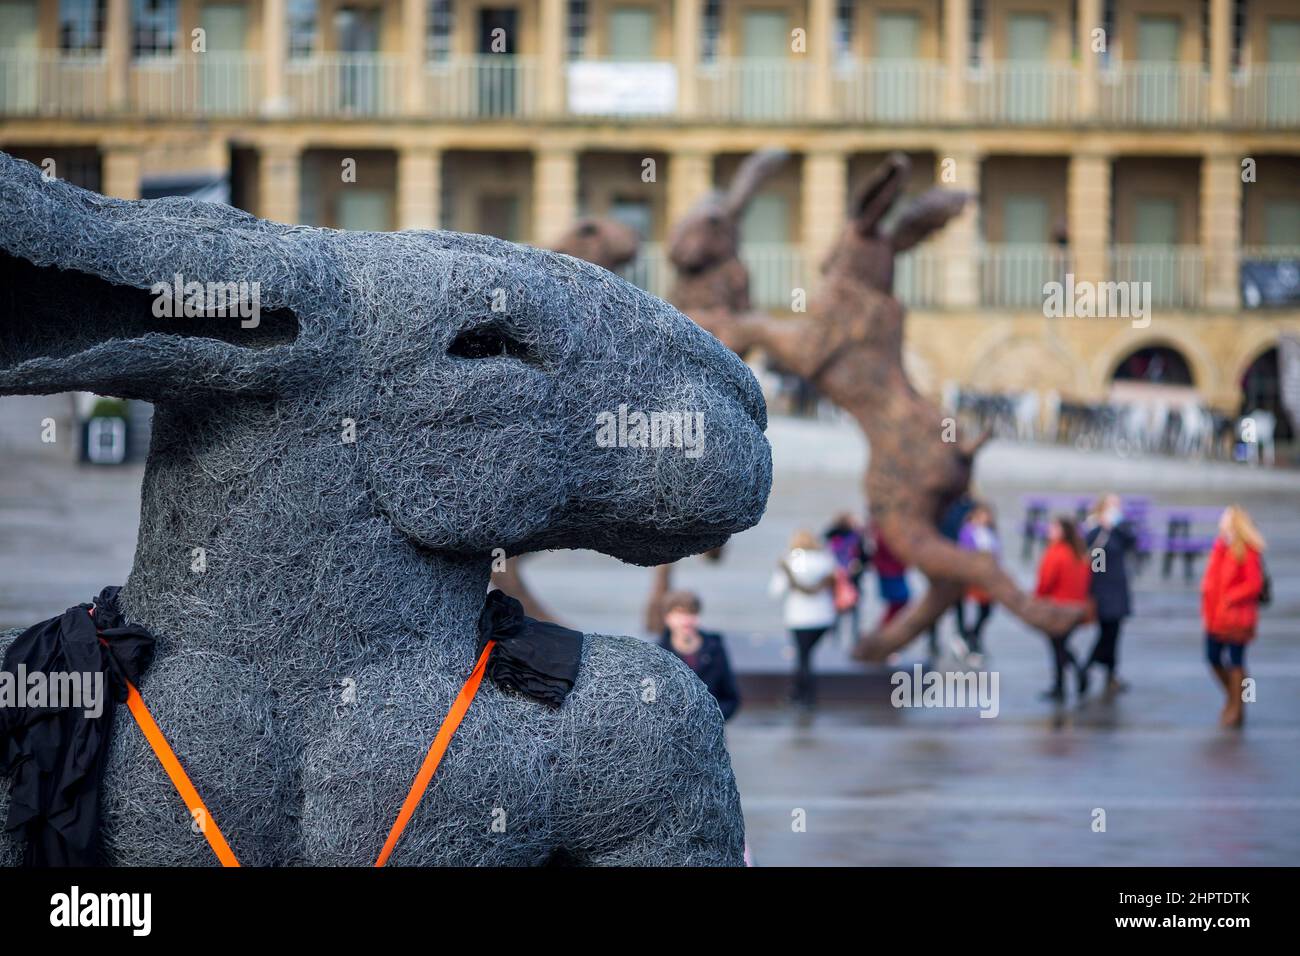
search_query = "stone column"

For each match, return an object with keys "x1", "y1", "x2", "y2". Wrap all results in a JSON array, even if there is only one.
[
  {"x1": 667, "y1": 149, "x2": 713, "y2": 229},
  {"x1": 1208, "y1": 0, "x2": 1232, "y2": 122},
  {"x1": 101, "y1": 145, "x2": 142, "y2": 200},
  {"x1": 942, "y1": 0, "x2": 968, "y2": 122},
  {"x1": 262, "y1": 0, "x2": 289, "y2": 115},
  {"x1": 403, "y1": 0, "x2": 428, "y2": 115},
  {"x1": 940, "y1": 149, "x2": 981, "y2": 309},
  {"x1": 674, "y1": 0, "x2": 701, "y2": 117},
  {"x1": 258, "y1": 143, "x2": 301, "y2": 224},
  {"x1": 808, "y1": 0, "x2": 834, "y2": 119},
  {"x1": 1077, "y1": 0, "x2": 1101, "y2": 120},
  {"x1": 1067, "y1": 150, "x2": 1111, "y2": 286},
  {"x1": 1201, "y1": 152, "x2": 1242, "y2": 311},
  {"x1": 539, "y1": 0, "x2": 566, "y2": 116},
  {"x1": 802, "y1": 150, "x2": 847, "y2": 271},
  {"x1": 398, "y1": 146, "x2": 442, "y2": 230},
  {"x1": 533, "y1": 145, "x2": 578, "y2": 245},
  {"x1": 105, "y1": 0, "x2": 130, "y2": 111}
]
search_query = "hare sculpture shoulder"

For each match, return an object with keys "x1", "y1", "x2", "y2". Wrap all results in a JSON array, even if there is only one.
[{"x1": 0, "y1": 151, "x2": 771, "y2": 866}]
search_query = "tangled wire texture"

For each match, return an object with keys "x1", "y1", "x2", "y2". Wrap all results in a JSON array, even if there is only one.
[{"x1": 0, "y1": 151, "x2": 772, "y2": 865}]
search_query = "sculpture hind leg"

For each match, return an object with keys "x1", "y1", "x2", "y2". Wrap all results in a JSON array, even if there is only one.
[{"x1": 852, "y1": 520, "x2": 1084, "y2": 662}]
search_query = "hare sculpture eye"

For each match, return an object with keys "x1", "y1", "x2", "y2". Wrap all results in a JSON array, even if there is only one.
[{"x1": 447, "y1": 323, "x2": 539, "y2": 367}]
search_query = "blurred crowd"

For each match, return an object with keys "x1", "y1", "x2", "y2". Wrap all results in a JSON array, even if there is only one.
[{"x1": 659, "y1": 498, "x2": 1269, "y2": 729}]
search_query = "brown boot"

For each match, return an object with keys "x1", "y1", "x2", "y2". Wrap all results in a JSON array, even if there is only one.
[
  {"x1": 1211, "y1": 665, "x2": 1232, "y2": 724},
  {"x1": 1224, "y1": 667, "x2": 1247, "y2": 728}
]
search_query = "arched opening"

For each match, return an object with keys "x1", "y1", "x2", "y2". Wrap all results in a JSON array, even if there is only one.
[
  {"x1": 1111, "y1": 345, "x2": 1195, "y2": 387},
  {"x1": 1240, "y1": 347, "x2": 1295, "y2": 442}
]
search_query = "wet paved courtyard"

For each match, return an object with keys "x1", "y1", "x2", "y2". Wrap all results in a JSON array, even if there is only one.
[{"x1": 2, "y1": 399, "x2": 1297, "y2": 865}]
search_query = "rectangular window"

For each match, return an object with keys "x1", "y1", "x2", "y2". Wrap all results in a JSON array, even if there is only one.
[
  {"x1": 132, "y1": 0, "x2": 177, "y2": 57},
  {"x1": 427, "y1": 0, "x2": 453, "y2": 61},
  {"x1": 608, "y1": 6, "x2": 655, "y2": 60},
  {"x1": 701, "y1": 0, "x2": 721, "y2": 62},
  {"x1": 968, "y1": 0, "x2": 984, "y2": 68},
  {"x1": 60, "y1": 0, "x2": 105, "y2": 54},
  {"x1": 288, "y1": 0, "x2": 318, "y2": 59},
  {"x1": 834, "y1": 0, "x2": 853, "y2": 60},
  {"x1": 1231, "y1": 0, "x2": 1246, "y2": 70},
  {"x1": 568, "y1": 0, "x2": 587, "y2": 58},
  {"x1": 1101, "y1": 0, "x2": 1115, "y2": 69}
]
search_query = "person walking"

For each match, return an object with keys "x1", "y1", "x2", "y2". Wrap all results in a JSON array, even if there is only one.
[
  {"x1": 1201, "y1": 505, "x2": 1267, "y2": 728},
  {"x1": 658, "y1": 590, "x2": 741, "y2": 721},
  {"x1": 824, "y1": 513, "x2": 869, "y2": 647},
  {"x1": 1081, "y1": 493, "x2": 1136, "y2": 696},
  {"x1": 956, "y1": 502, "x2": 999, "y2": 664},
  {"x1": 769, "y1": 530, "x2": 838, "y2": 708},
  {"x1": 1034, "y1": 515, "x2": 1093, "y2": 701}
]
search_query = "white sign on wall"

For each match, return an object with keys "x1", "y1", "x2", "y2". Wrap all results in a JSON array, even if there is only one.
[{"x1": 567, "y1": 61, "x2": 677, "y2": 116}]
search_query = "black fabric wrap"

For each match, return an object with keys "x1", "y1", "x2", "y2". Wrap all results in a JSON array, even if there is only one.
[
  {"x1": 476, "y1": 589, "x2": 582, "y2": 708},
  {"x1": 0, "y1": 587, "x2": 155, "y2": 866}
]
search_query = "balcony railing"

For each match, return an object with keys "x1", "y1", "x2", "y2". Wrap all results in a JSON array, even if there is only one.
[
  {"x1": 1232, "y1": 65, "x2": 1300, "y2": 128},
  {"x1": 130, "y1": 54, "x2": 262, "y2": 117},
  {"x1": 697, "y1": 58, "x2": 810, "y2": 122},
  {"x1": 834, "y1": 60, "x2": 947, "y2": 123},
  {"x1": 969, "y1": 64, "x2": 1080, "y2": 125},
  {"x1": 621, "y1": 242, "x2": 671, "y2": 300},
  {"x1": 0, "y1": 51, "x2": 109, "y2": 116},
  {"x1": 1100, "y1": 64, "x2": 1210, "y2": 127},
  {"x1": 1110, "y1": 244, "x2": 1205, "y2": 309},
  {"x1": 4, "y1": 49, "x2": 1296, "y2": 129},
  {"x1": 741, "y1": 244, "x2": 809, "y2": 310},
  {"x1": 621, "y1": 243, "x2": 808, "y2": 311},
  {"x1": 286, "y1": 53, "x2": 404, "y2": 117},
  {"x1": 980, "y1": 244, "x2": 1072, "y2": 309},
  {"x1": 426, "y1": 55, "x2": 539, "y2": 118},
  {"x1": 894, "y1": 248, "x2": 946, "y2": 309}
]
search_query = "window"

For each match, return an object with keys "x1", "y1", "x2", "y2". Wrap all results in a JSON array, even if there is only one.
[
  {"x1": 427, "y1": 0, "x2": 453, "y2": 61},
  {"x1": 132, "y1": 0, "x2": 177, "y2": 57},
  {"x1": 834, "y1": 0, "x2": 853, "y2": 61},
  {"x1": 288, "y1": 0, "x2": 318, "y2": 59},
  {"x1": 702, "y1": 0, "x2": 721, "y2": 62},
  {"x1": 60, "y1": 0, "x2": 105, "y2": 54},
  {"x1": 969, "y1": 0, "x2": 984, "y2": 68},
  {"x1": 568, "y1": 0, "x2": 587, "y2": 58},
  {"x1": 610, "y1": 198, "x2": 652, "y2": 239},
  {"x1": 1231, "y1": 0, "x2": 1246, "y2": 70},
  {"x1": 1101, "y1": 0, "x2": 1116, "y2": 69}
]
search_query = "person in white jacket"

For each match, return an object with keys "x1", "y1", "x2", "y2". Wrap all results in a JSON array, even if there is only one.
[{"x1": 769, "y1": 529, "x2": 838, "y2": 707}]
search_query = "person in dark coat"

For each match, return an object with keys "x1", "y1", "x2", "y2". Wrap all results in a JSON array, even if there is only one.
[
  {"x1": 659, "y1": 590, "x2": 741, "y2": 721},
  {"x1": 1081, "y1": 493, "x2": 1136, "y2": 695}
]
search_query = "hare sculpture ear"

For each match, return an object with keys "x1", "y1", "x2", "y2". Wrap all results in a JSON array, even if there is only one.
[
  {"x1": 888, "y1": 189, "x2": 973, "y2": 254},
  {"x1": 849, "y1": 151, "x2": 911, "y2": 237},
  {"x1": 722, "y1": 148, "x2": 791, "y2": 219},
  {"x1": 0, "y1": 151, "x2": 304, "y2": 401}
]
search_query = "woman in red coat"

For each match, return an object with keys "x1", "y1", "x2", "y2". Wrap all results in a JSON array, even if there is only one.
[
  {"x1": 1035, "y1": 516, "x2": 1094, "y2": 700},
  {"x1": 1201, "y1": 505, "x2": 1266, "y2": 728}
]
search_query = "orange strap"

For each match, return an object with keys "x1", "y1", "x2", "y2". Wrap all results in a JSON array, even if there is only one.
[
  {"x1": 124, "y1": 681, "x2": 241, "y2": 867},
  {"x1": 374, "y1": 639, "x2": 495, "y2": 867},
  {"x1": 124, "y1": 640, "x2": 497, "y2": 868}
]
